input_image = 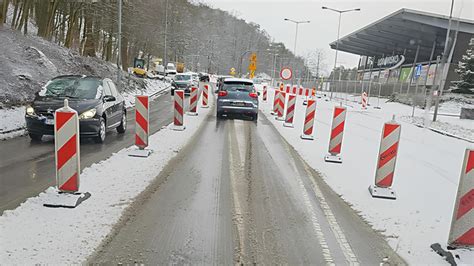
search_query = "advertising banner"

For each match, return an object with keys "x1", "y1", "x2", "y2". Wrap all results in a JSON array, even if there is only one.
[
  {"x1": 399, "y1": 67, "x2": 412, "y2": 82},
  {"x1": 426, "y1": 64, "x2": 437, "y2": 86}
]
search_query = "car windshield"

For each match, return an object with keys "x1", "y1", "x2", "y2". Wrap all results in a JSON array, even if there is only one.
[
  {"x1": 175, "y1": 75, "x2": 191, "y2": 81},
  {"x1": 39, "y1": 76, "x2": 102, "y2": 99},
  {"x1": 222, "y1": 82, "x2": 254, "y2": 92}
]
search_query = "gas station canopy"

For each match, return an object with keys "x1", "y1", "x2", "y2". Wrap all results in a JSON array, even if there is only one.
[{"x1": 330, "y1": 9, "x2": 474, "y2": 64}]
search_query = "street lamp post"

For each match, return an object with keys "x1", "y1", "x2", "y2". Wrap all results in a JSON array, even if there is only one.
[
  {"x1": 284, "y1": 18, "x2": 310, "y2": 86},
  {"x1": 322, "y1": 6, "x2": 360, "y2": 99},
  {"x1": 163, "y1": 0, "x2": 169, "y2": 68},
  {"x1": 117, "y1": 0, "x2": 122, "y2": 88}
]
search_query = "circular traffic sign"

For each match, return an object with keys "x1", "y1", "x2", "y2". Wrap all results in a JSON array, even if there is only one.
[{"x1": 280, "y1": 67, "x2": 292, "y2": 80}]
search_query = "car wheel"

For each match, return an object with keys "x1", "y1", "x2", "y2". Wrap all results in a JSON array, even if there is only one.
[
  {"x1": 29, "y1": 133, "x2": 42, "y2": 141},
  {"x1": 171, "y1": 89, "x2": 175, "y2": 96},
  {"x1": 252, "y1": 113, "x2": 258, "y2": 122},
  {"x1": 216, "y1": 111, "x2": 223, "y2": 119},
  {"x1": 94, "y1": 117, "x2": 106, "y2": 143},
  {"x1": 116, "y1": 111, "x2": 127, "y2": 134}
]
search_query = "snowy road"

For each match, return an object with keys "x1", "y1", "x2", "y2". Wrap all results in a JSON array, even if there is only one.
[
  {"x1": 0, "y1": 91, "x2": 173, "y2": 214},
  {"x1": 90, "y1": 112, "x2": 404, "y2": 265}
]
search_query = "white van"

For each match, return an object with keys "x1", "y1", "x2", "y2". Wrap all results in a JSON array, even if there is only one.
[{"x1": 166, "y1": 63, "x2": 177, "y2": 76}]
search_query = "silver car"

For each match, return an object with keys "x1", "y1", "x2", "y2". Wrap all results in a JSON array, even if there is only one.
[{"x1": 216, "y1": 78, "x2": 259, "y2": 121}]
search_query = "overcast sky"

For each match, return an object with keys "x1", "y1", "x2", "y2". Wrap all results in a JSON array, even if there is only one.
[{"x1": 204, "y1": 0, "x2": 473, "y2": 74}]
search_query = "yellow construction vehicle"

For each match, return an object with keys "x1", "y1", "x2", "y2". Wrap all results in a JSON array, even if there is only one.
[{"x1": 132, "y1": 58, "x2": 147, "y2": 78}]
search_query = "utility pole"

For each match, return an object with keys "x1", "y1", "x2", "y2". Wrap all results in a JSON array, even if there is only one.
[
  {"x1": 284, "y1": 18, "x2": 310, "y2": 87},
  {"x1": 163, "y1": 0, "x2": 168, "y2": 67},
  {"x1": 117, "y1": 0, "x2": 122, "y2": 88}
]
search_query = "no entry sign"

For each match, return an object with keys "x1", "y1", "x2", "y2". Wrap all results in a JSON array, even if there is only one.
[{"x1": 280, "y1": 67, "x2": 292, "y2": 80}]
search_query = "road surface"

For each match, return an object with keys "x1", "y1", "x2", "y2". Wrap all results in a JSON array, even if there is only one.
[
  {"x1": 0, "y1": 91, "x2": 174, "y2": 214},
  {"x1": 90, "y1": 109, "x2": 405, "y2": 265}
]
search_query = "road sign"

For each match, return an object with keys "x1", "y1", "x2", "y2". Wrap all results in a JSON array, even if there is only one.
[
  {"x1": 415, "y1": 64, "x2": 422, "y2": 78},
  {"x1": 280, "y1": 67, "x2": 292, "y2": 80},
  {"x1": 230, "y1": 67, "x2": 236, "y2": 76},
  {"x1": 249, "y1": 53, "x2": 257, "y2": 79}
]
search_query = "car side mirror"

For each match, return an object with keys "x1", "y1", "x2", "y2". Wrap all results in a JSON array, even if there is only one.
[
  {"x1": 257, "y1": 92, "x2": 261, "y2": 96},
  {"x1": 103, "y1": 95, "x2": 116, "y2": 102}
]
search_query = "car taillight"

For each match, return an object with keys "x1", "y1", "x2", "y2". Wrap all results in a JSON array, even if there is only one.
[
  {"x1": 249, "y1": 92, "x2": 258, "y2": 98},
  {"x1": 218, "y1": 91, "x2": 228, "y2": 97}
]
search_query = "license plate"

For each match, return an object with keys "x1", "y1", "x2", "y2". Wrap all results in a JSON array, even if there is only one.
[
  {"x1": 232, "y1": 101, "x2": 245, "y2": 106},
  {"x1": 44, "y1": 118, "x2": 54, "y2": 125}
]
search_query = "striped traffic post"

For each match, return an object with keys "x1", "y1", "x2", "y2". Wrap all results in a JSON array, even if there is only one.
[
  {"x1": 202, "y1": 84, "x2": 209, "y2": 108},
  {"x1": 325, "y1": 106, "x2": 347, "y2": 163},
  {"x1": 299, "y1": 87, "x2": 304, "y2": 96},
  {"x1": 369, "y1": 117, "x2": 401, "y2": 200},
  {"x1": 173, "y1": 90, "x2": 186, "y2": 131},
  {"x1": 271, "y1": 90, "x2": 280, "y2": 115},
  {"x1": 187, "y1": 86, "x2": 198, "y2": 116},
  {"x1": 361, "y1": 91, "x2": 368, "y2": 109},
  {"x1": 262, "y1": 85, "x2": 267, "y2": 102},
  {"x1": 55, "y1": 99, "x2": 80, "y2": 192},
  {"x1": 301, "y1": 99, "x2": 316, "y2": 140},
  {"x1": 280, "y1": 83, "x2": 284, "y2": 91},
  {"x1": 129, "y1": 95, "x2": 152, "y2": 157},
  {"x1": 286, "y1": 84, "x2": 291, "y2": 94},
  {"x1": 283, "y1": 94, "x2": 296, "y2": 127},
  {"x1": 276, "y1": 91, "x2": 286, "y2": 121},
  {"x1": 448, "y1": 149, "x2": 474, "y2": 247},
  {"x1": 292, "y1": 85, "x2": 297, "y2": 95}
]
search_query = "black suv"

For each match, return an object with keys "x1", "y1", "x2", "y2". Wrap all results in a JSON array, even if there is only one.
[{"x1": 25, "y1": 75, "x2": 127, "y2": 143}]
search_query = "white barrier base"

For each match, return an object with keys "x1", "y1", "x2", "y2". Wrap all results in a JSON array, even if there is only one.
[
  {"x1": 270, "y1": 111, "x2": 277, "y2": 116},
  {"x1": 300, "y1": 134, "x2": 314, "y2": 140},
  {"x1": 369, "y1": 185, "x2": 397, "y2": 200},
  {"x1": 325, "y1": 154, "x2": 342, "y2": 163},
  {"x1": 283, "y1": 122, "x2": 294, "y2": 128},
  {"x1": 275, "y1": 116, "x2": 285, "y2": 121},
  {"x1": 129, "y1": 148, "x2": 152, "y2": 158},
  {"x1": 303, "y1": 100, "x2": 308, "y2": 106},
  {"x1": 186, "y1": 111, "x2": 198, "y2": 116},
  {"x1": 44, "y1": 191, "x2": 91, "y2": 208},
  {"x1": 201, "y1": 105, "x2": 209, "y2": 109},
  {"x1": 172, "y1": 125, "x2": 186, "y2": 131}
]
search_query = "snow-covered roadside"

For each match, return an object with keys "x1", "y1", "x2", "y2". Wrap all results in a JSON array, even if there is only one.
[
  {"x1": 258, "y1": 87, "x2": 473, "y2": 265},
  {"x1": 0, "y1": 93, "x2": 213, "y2": 264},
  {"x1": 0, "y1": 79, "x2": 169, "y2": 140}
]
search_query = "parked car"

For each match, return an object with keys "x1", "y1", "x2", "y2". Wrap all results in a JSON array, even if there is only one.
[
  {"x1": 171, "y1": 73, "x2": 195, "y2": 95},
  {"x1": 216, "y1": 78, "x2": 259, "y2": 121},
  {"x1": 25, "y1": 75, "x2": 127, "y2": 143},
  {"x1": 166, "y1": 63, "x2": 177, "y2": 76},
  {"x1": 216, "y1": 75, "x2": 233, "y2": 90}
]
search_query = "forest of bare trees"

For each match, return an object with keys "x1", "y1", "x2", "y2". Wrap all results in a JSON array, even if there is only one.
[{"x1": 0, "y1": 0, "x2": 315, "y2": 79}]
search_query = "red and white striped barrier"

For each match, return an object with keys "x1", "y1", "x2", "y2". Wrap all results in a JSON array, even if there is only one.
[
  {"x1": 173, "y1": 90, "x2": 186, "y2": 131},
  {"x1": 292, "y1": 86, "x2": 297, "y2": 95},
  {"x1": 448, "y1": 149, "x2": 474, "y2": 247},
  {"x1": 202, "y1": 84, "x2": 209, "y2": 108},
  {"x1": 129, "y1": 95, "x2": 152, "y2": 157},
  {"x1": 305, "y1": 88, "x2": 310, "y2": 97},
  {"x1": 187, "y1": 86, "x2": 198, "y2": 116},
  {"x1": 299, "y1": 87, "x2": 303, "y2": 96},
  {"x1": 280, "y1": 83, "x2": 284, "y2": 91},
  {"x1": 276, "y1": 91, "x2": 286, "y2": 121},
  {"x1": 286, "y1": 84, "x2": 291, "y2": 94},
  {"x1": 55, "y1": 99, "x2": 80, "y2": 192},
  {"x1": 284, "y1": 94, "x2": 296, "y2": 127},
  {"x1": 262, "y1": 85, "x2": 267, "y2": 102},
  {"x1": 301, "y1": 99, "x2": 316, "y2": 140},
  {"x1": 325, "y1": 106, "x2": 346, "y2": 163},
  {"x1": 369, "y1": 118, "x2": 401, "y2": 199},
  {"x1": 361, "y1": 91, "x2": 368, "y2": 109},
  {"x1": 44, "y1": 99, "x2": 91, "y2": 208},
  {"x1": 272, "y1": 90, "x2": 280, "y2": 115}
]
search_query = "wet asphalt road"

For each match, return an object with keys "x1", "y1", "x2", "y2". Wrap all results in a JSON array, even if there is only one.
[
  {"x1": 0, "y1": 90, "x2": 174, "y2": 214},
  {"x1": 90, "y1": 109, "x2": 405, "y2": 265}
]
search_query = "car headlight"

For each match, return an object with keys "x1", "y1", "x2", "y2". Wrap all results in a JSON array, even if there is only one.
[
  {"x1": 26, "y1": 106, "x2": 36, "y2": 116},
  {"x1": 79, "y1": 108, "x2": 97, "y2": 120}
]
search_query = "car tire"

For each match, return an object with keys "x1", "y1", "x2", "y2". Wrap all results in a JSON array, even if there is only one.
[
  {"x1": 252, "y1": 113, "x2": 258, "y2": 121},
  {"x1": 116, "y1": 111, "x2": 127, "y2": 134},
  {"x1": 94, "y1": 117, "x2": 106, "y2": 143},
  {"x1": 216, "y1": 112, "x2": 223, "y2": 119},
  {"x1": 29, "y1": 133, "x2": 42, "y2": 141}
]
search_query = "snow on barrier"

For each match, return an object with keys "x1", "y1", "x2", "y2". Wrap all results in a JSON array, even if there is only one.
[
  {"x1": 325, "y1": 106, "x2": 346, "y2": 163},
  {"x1": 44, "y1": 99, "x2": 90, "y2": 208},
  {"x1": 202, "y1": 84, "x2": 209, "y2": 108},
  {"x1": 272, "y1": 90, "x2": 281, "y2": 115},
  {"x1": 361, "y1": 91, "x2": 368, "y2": 109},
  {"x1": 263, "y1": 85, "x2": 267, "y2": 102},
  {"x1": 301, "y1": 99, "x2": 316, "y2": 140},
  {"x1": 187, "y1": 86, "x2": 198, "y2": 116},
  {"x1": 276, "y1": 91, "x2": 286, "y2": 121},
  {"x1": 172, "y1": 90, "x2": 186, "y2": 131},
  {"x1": 448, "y1": 148, "x2": 474, "y2": 247},
  {"x1": 368, "y1": 117, "x2": 401, "y2": 200},
  {"x1": 283, "y1": 94, "x2": 296, "y2": 127},
  {"x1": 130, "y1": 95, "x2": 152, "y2": 157}
]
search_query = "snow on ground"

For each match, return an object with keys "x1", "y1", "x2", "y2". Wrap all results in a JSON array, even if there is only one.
[
  {"x1": 0, "y1": 91, "x2": 213, "y2": 264},
  {"x1": 0, "y1": 79, "x2": 169, "y2": 140},
  {"x1": 258, "y1": 86, "x2": 474, "y2": 265}
]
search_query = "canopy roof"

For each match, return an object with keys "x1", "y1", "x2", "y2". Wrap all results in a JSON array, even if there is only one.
[{"x1": 330, "y1": 8, "x2": 474, "y2": 63}]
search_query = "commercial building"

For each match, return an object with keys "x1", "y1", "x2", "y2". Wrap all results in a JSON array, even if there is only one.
[{"x1": 329, "y1": 8, "x2": 474, "y2": 95}]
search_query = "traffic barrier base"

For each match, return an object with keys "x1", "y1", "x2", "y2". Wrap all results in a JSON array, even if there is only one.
[
  {"x1": 44, "y1": 191, "x2": 92, "y2": 208},
  {"x1": 324, "y1": 154, "x2": 342, "y2": 163},
  {"x1": 283, "y1": 122, "x2": 293, "y2": 127},
  {"x1": 129, "y1": 148, "x2": 153, "y2": 158},
  {"x1": 368, "y1": 185, "x2": 396, "y2": 200},
  {"x1": 301, "y1": 134, "x2": 314, "y2": 140}
]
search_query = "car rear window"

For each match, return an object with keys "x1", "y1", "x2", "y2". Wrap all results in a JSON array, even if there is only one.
[{"x1": 222, "y1": 82, "x2": 254, "y2": 92}]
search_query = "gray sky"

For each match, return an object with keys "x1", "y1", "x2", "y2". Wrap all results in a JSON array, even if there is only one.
[{"x1": 204, "y1": 0, "x2": 473, "y2": 74}]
